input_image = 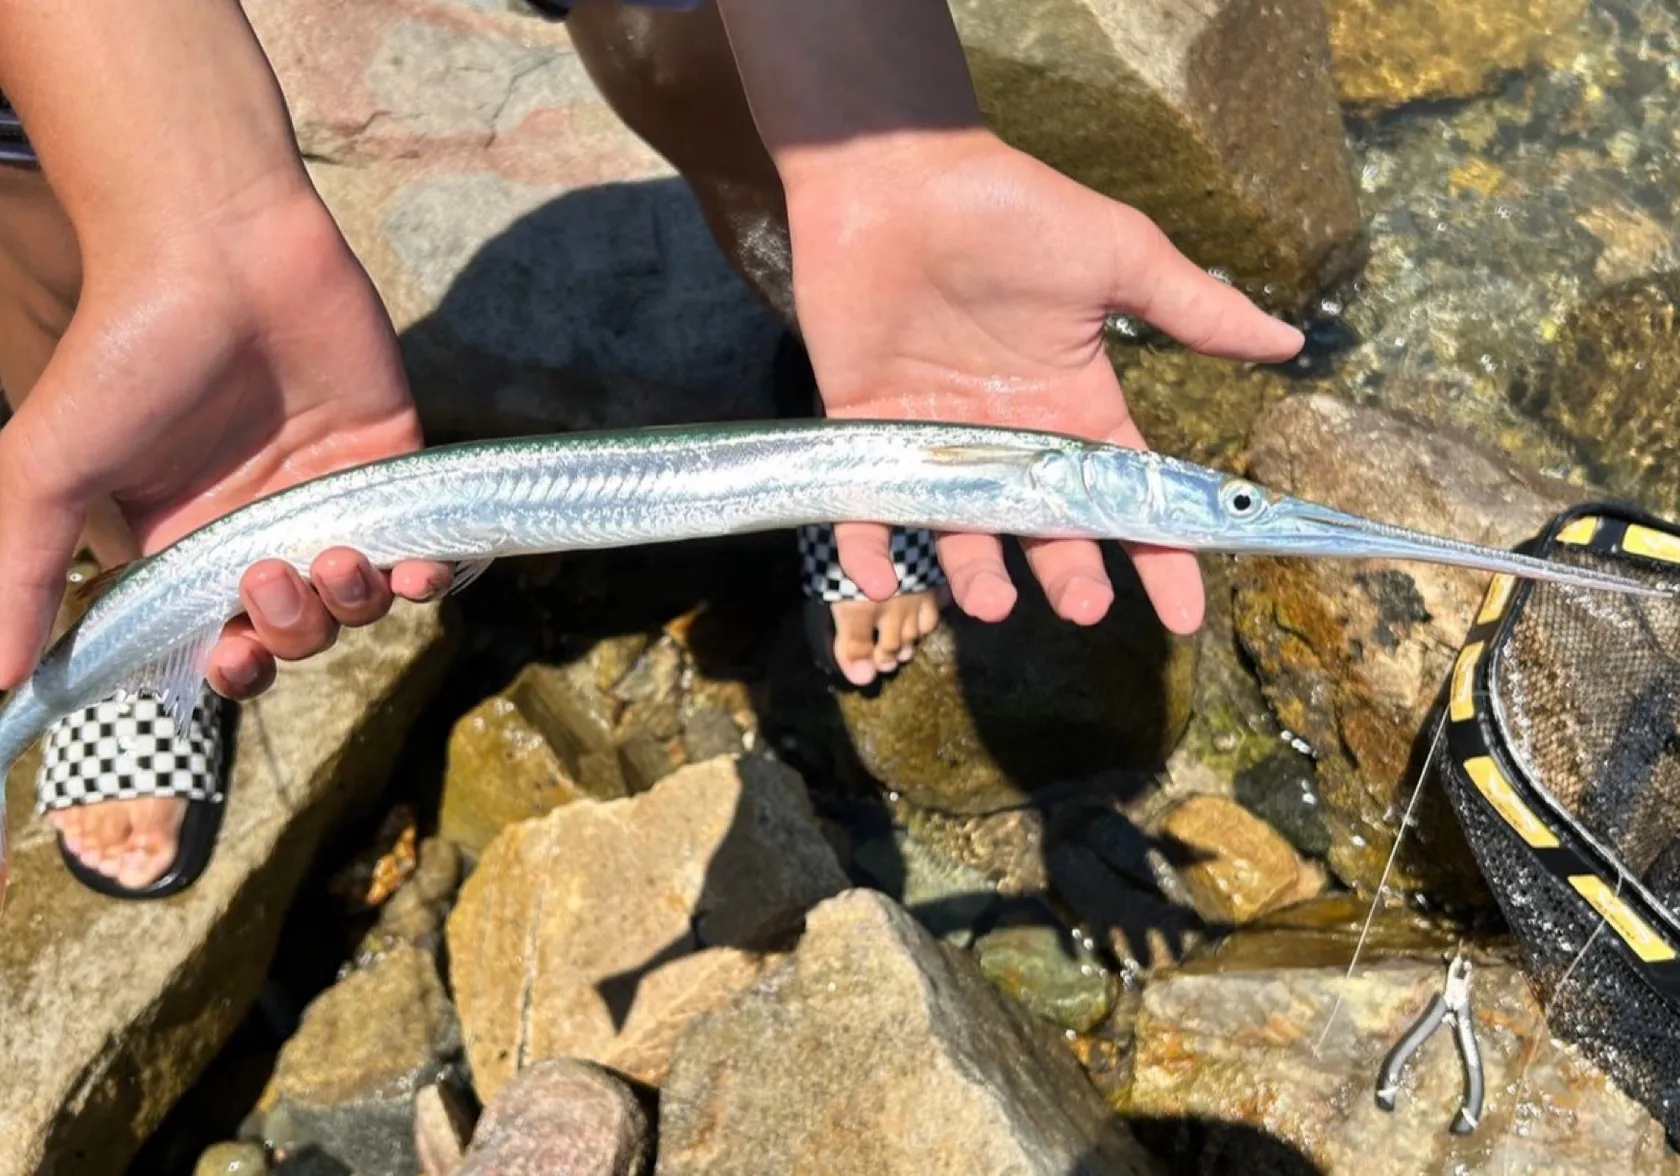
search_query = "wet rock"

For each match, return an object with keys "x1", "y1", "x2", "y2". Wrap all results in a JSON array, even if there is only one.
[
  {"x1": 415, "y1": 1083, "x2": 472, "y2": 1176},
  {"x1": 458, "y1": 1060, "x2": 650, "y2": 1176},
  {"x1": 657, "y1": 889, "x2": 1161, "y2": 1175},
  {"x1": 1159, "y1": 795, "x2": 1322, "y2": 925},
  {"x1": 1232, "y1": 393, "x2": 1581, "y2": 900},
  {"x1": 1233, "y1": 746, "x2": 1331, "y2": 858},
  {"x1": 195, "y1": 1142, "x2": 269, "y2": 1175},
  {"x1": 1525, "y1": 273, "x2": 1680, "y2": 521},
  {"x1": 836, "y1": 541, "x2": 1197, "y2": 815},
  {"x1": 849, "y1": 820, "x2": 1000, "y2": 948},
  {"x1": 901, "y1": 804, "x2": 1052, "y2": 898},
  {"x1": 949, "y1": 0, "x2": 1365, "y2": 314},
  {"x1": 0, "y1": 602, "x2": 450, "y2": 1176},
  {"x1": 259, "y1": 944, "x2": 463, "y2": 1176},
  {"x1": 1326, "y1": 0, "x2": 1586, "y2": 110},
  {"x1": 243, "y1": 0, "x2": 781, "y2": 442},
  {"x1": 439, "y1": 663, "x2": 631, "y2": 854},
  {"x1": 445, "y1": 755, "x2": 847, "y2": 1103},
  {"x1": 1122, "y1": 958, "x2": 1675, "y2": 1174},
  {"x1": 679, "y1": 706, "x2": 745, "y2": 763},
  {"x1": 1047, "y1": 839, "x2": 1203, "y2": 975},
  {"x1": 973, "y1": 923, "x2": 1117, "y2": 1034}
]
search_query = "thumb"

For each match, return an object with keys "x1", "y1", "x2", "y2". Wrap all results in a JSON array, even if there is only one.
[
  {"x1": 0, "y1": 451, "x2": 88, "y2": 690},
  {"x1": 1106, "y1": 203, "x2": 1305, "y2": 365}
]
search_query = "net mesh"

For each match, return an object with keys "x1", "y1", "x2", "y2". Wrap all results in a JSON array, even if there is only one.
[{"x1": 1439, "y1": 528, "x2": 1680, "y2": 1142}]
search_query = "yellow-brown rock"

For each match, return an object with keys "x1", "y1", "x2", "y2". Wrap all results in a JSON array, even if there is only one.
[
  {"x1": 1326, "y1": 0, "x2": 1586, "y2": 110},
  {"x1": 1159, "y1": 795, "x2": 1321, "y2": 924}
]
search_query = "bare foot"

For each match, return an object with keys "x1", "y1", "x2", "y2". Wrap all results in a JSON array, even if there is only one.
[
  {"x1": 49, "y1": 796, "x2": 185, "y2": 889},
  {"x1": 830, "y1": 587, "x2": 947, "y2": 687}
]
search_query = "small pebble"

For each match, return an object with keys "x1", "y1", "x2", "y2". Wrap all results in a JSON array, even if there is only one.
[{"x1": 194, "y1": 1141, "x2": 268, "y2": 1176}]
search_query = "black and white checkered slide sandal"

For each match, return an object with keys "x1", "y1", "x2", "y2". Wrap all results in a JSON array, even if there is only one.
[
  {"x1": 35, "y1": 684, "x2": 237, "y2": 899},
  {"x1": 797, "y1": 521, "x2": 947, "y2": 682}
]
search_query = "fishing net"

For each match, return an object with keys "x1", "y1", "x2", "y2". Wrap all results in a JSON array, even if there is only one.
[{"x1": 1438, "y1": 502, "x2": 1680, "y2": 1143}]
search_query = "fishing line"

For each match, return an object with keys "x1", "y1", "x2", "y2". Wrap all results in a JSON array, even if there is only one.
[
  {"x1": 1313, "y1": 709, "x2": 1446, "y2": 1059},
  {"x1": 1497, "y1": 914, "x2": 1608, "y2": 1174}
]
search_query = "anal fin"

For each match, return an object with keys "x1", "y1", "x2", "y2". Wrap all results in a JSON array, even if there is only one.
[
  {"x1": 446, "y1": 558, "x2": 495, "y2": 596},
  {"x1": 110, "y1": 622, "x2": 220, "y2": 732}
]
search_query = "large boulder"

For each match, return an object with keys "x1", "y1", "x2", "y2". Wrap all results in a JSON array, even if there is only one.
[
  {"x1": 444, "y1": 755, "x2": 847, "y2": 1103},
  {"x1": 951, "y1": 0, "x2": 1366, "y2": 314},
  {"x1": 0, "y1": 602, "x2": 452, "y2": 1176},
  {"x1": 656, "y1": 889, "x2": 1162, "y2": 1175}
]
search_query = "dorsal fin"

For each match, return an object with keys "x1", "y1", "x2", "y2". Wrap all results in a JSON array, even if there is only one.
[{"x1": 65, "y1": 561, "x2": 134, "y2": 613}]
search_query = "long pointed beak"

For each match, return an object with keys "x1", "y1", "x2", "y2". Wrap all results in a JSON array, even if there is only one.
[{"x1": 1245, "y1": 500, "x2": 1670, "y2": 598}]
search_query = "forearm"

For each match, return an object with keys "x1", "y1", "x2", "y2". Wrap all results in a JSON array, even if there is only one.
[
  {"x1": 0, "y1": 0, "x2": 313, "y2": 263},
  {"x1": 712, "y1": 0, "x2": 986, "y2": 185}
]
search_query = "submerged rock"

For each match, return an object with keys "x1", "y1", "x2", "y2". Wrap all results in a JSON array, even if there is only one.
[
  {"x1": 656, "y1": 889, "x2": 1161, "y2": 1175},
  {"x1": 1123, "y1": 958, "x2": 1676, "y2": 1174},
  {"x1": 1232, "y1": 393, "x2": 1581, "y2": 901},
  {"x1": 194, "y1": 1142, "x2": 269, "y2": 1176},
  {"x1": 973, "y1": 923, "x2": 1117, "y2": 1034},
  {"x1": 836, "y1": 541, "x2": 1196, "y2": 815},
  {"x1": 950, "y1": 0, "x2": 1365, "y2": 314},
  {"x1": 1325, "y1": 0, "x2": 1586, "y2": 109},
  {"x1": 1523, "y1": 272, "x2": 1680, "y2": 522},
  {"x1": 445, "y1": 755, "x2": 847, "y2": 1103},
  {"x1": 0, "y1": 603, "x2": 451, "y2": 1176},
  {"x1": 258, "y1": 944, "x2": 463, "y2": 1176},
  {"x1": 458, "y1": 1060, "x2": 651, "y2": 1176}
]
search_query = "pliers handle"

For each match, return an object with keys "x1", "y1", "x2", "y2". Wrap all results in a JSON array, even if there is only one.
[{"x1": 1374, "y1": 955, "x2": 1485, "y2": 1135}]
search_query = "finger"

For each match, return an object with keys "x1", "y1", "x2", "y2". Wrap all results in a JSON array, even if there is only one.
[
  {"x1": 934, "y1": 532, "x2": 1018, "y2": 622},
  {"x1": 239, "y1": 559, "x2": 341, "y2": 662},
  {"x1": 1109, "y1": 204, "x2": 1305, "y2": 364},
  {"x1": 390, "y1": 559, "x2": 456, "y2": 602},
  {"x1": 1020, "y1": 536, "x2": 1114, "y2": 626},
  {"x1": 310, "y1": 547, "x2": 394, "y2": 628},
  {"x1": 1124, "y1": 541, "x2": 1205, "y2": 635},
  {"x1": 833, "y1": 523, "x2": 899, "y2": 601},
  {"x1": 208, "y1": 619, "x2": 277, "y2": 700},
  {"x1": 0, "y1": 477, "x2": 86, "y2": 689}
]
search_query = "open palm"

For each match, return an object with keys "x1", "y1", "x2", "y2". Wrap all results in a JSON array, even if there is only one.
[{"x1": 785, "y1": 133, "x2": 1305, "y2": 635}]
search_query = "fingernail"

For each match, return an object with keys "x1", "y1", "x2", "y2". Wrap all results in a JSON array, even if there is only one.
[
  {"x1": 333, "y1": 567, "x2": 370, "y2": 606},
  {"x1": 250, "y1": 572, "x2": 303, "y2": 627}
]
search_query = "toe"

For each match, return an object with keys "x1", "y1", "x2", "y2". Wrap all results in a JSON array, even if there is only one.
[
  {"x1": 872, "y1": 614, "x2": 903, "y2": 671},
  {"x1": 48, "y1": 808, "x2": 84, "y2": 856},
  {"x1": 114, "y1": 845, "x2": 173, "y2": 889},
  {"x1": 897, "y1": 613, "x2": 921, "y2": 661},
  {"x1": 918, "y1": 593, "x2": 943, "y2": 638},
  {"x1": 76, "y1": 801, "x2": 134, "y2": 867},
  {"x1": 830, "y1": 600, "x2": 880, "y2": 686}
]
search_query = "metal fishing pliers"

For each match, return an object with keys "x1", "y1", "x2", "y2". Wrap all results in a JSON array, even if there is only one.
[{"x1": 1374, "y1": 952, "x2": 1485, "y2": 1135}]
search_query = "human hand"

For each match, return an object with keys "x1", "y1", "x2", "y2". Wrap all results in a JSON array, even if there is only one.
[
  {"x1": 0, "y1": 193, "x2": 453, "y2": 697},
  {"x1": 781, "y1": 129, "x2": 1305, "y2": 635}
]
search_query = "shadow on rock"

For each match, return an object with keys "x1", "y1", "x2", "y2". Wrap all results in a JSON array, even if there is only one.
[{"x1": 1125, "y1": 1115, "x2": 1327, "y2": 1176}]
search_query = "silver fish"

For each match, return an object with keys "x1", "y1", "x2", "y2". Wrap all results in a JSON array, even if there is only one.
[{"x1": 0, "y1": 419, "x2": 1661, "y2": 887}]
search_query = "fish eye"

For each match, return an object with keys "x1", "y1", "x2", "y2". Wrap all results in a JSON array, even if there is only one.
[{"x1": 1221, "y1": 481, "x2": 1265, "y2": 518}]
